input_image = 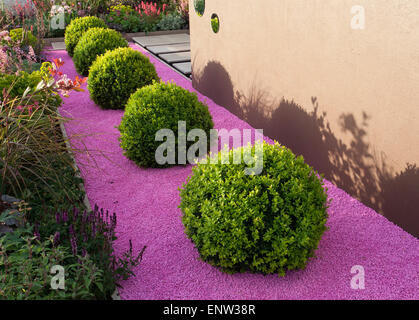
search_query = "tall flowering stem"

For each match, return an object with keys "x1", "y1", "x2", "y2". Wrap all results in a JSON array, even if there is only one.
[
  {"x1": 135, "y1": 1, "x2": 166, "y2": 22},
  {"x1": 39, "y1": 58, "x2": 87, "y2": 98}
]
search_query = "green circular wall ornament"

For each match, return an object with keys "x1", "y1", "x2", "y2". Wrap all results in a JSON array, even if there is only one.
[
  {"x1": 211, "y1": 14, "x2": 220, "y2": 33},
  {"x1": 194, "y1": 0, "x2": 205, "y2": 16}
]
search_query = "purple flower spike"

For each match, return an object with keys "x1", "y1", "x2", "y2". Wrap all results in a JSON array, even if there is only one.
[
  {"x1": 73, "y1": 207, "x2": 79, "y2": 221},
  {"x1": 70, "y1": 235, "x2": 78, "y2": 256},
  {"x1": 62, "y1": 211, "x2": 68, "y2": 223},
  {"x1": 92, "y1": 219, "x2": 96, "y2": 238}
]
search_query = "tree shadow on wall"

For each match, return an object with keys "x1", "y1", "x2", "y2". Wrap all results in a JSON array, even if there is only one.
[
  {"x1": 193, "y1": 60, "x2": 244, "y2": 118},
  {"x1": 193, "y1": 60, "x2": 419, "y2": 237}
]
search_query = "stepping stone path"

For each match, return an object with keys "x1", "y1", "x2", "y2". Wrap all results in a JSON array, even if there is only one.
[
  {"x1": 48, "y1": 33, "x2": 193, "y2": 78},
  {"x1": 172, "y1": 62, "x2": 192, "y2": 76},
  {"x1": 133, "y1": 33, "x2": 192, "y2": 79},
  {"x1": 51, "y1": 42, "x2": 66, "y2": 50},
  {"x1": 147, "y1": 43, "x2": 190, "y2": 55},
  {"x1": 159, "y1": 52, "x2": 191, "y2": 64},
  {"x1": 132, "y1": 34, "x2": 189, "y2": 47}
]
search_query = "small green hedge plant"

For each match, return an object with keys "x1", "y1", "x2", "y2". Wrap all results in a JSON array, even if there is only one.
[
  {"x1": 0, "y1": 71, "x2": 62, "y2": 108},
  {"x1": 156, "y1": 12, "x2": 185, "y2": 31},
  {"x1": 118, "y1": 81, "x2": 214, "y2": 167},
  {"x1": 64, "y1": 16, "x2": 107, "y2": 56},
  {"x1": 73, "y1": 28, "x2": 128, "y2": 76},
  {"x1": 9, "y1": 28, "x2": 37, "y2": 48},
  {"x1": 88, "y1": 47, "x2": 159, "y2": 109},
  {"x1": 179, "y1": 141, "x2": 329, "y2": 276}
]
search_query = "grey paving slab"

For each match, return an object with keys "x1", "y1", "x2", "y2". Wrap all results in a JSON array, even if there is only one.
[
  {"x1": 173, "y1": 62, "x2": 192, "y2": 75},
  {"x1": 133, "y1": 34, "x2": 190, "y2": 47},
  {"x1": 159, "y1": 52, "x2": 191, "y2": 64},
  {"x1": 147, "y1": 43, "x2": 190, "y2": 55},
  {"x1": 51, "y1": 42, "x2": 66, "y2": 50}
]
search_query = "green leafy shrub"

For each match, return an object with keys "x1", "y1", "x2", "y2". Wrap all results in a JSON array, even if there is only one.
[
  {"x1": 179, "y1": 141, "x2": 329, "y2": 276},
  {"x1": 194, "y1": 0, "x2": 205, "y2": 16},
  {"x1": 64, "y1": 16, "x2": 107, "y2": 56},
  {"x1": 73, "y1": 28, "x2": 128, "y2": 76},
  {"x1": 0, "y1": 71, "x2": 39, "y2": 99},
  {"x1": 156, "y1": 12, "x2": 185, "y2": 31},
  {"x1": 9, "y1": 28, "x2": 38, "y2": 48},
  {"x1": 88, "y1": 47, "x2": 159, "y2": 110},
  {"x1": 0, "y1": 71, "x2": 62, "y2": 108},
  {"x1": 211, "y1": 15, "x2": 219, "y2": 33},
  {"x1": 104, "y1": 4, "x2": 139, "y2": 32},
  {"x1": 118, "y1": 81, "x2": 214, "y2": 167}
]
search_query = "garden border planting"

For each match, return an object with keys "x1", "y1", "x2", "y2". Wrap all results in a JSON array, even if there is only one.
[{"x1": 42, "y1": 42, "x2": 419, "y2": 300}]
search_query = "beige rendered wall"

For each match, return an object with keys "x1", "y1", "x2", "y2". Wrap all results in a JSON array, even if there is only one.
[{"x1": 190, "y1": 0, "x2": 419, "y2": 237}]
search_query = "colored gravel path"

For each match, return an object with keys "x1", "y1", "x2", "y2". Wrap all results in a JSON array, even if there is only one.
[{"x1": 44, "y1": 44, "x2": 418, "y2": 300}]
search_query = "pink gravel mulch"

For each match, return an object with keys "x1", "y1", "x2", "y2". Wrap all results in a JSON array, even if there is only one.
[{"x1": 44, "y1": 44, "x2": 419, "y2": 300}]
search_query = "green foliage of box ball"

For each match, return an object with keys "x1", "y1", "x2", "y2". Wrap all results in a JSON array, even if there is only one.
[
  {"x1": 88, "y1": 47, "x2": 159, "y2": 110},
  {"x1": 73, "y1": 28, "x2": 128, "y2": 76},
  {"x1": 179, "y1": 141, "x2": 329, "y2": 276},
  {"x1": 64, "y1": 16, "x2": 107, "y2": 56},
  {"x1": 118, "y1": 81, "x2": 214, "y2": 168}
]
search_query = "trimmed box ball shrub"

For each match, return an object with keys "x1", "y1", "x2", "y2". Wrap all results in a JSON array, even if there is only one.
[
  {"x1": 179, "y1": 141, "x2": 329, "y2": 276},
  {"x1": 88, "y1": 47, "x2": 159, "y2": 110},
  {"x1": 64, "y1": 16, "x2": 107, "y2": 56},
  {"x1": 73, "y1": 28, "x2": 128, "y2": 76},
  {"x1": 118, "y1": 81, "x2": 214, "y2": 167}
]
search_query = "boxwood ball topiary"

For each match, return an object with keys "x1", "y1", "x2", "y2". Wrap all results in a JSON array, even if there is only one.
[
  {"x1": 88, "y1": 47, "x2": 159, "y2": 110},
  {"x1": 73, "y1": 28, "x2": 128, "y2": 76},
  {"x1": 179, "y1": 141, "x2": 329, "y2": 276},
  {"x1": 64, "y1": 16, "x2": 107, "y2": 56},
  {"x1": 118, "y1": 81, "x2": 214, "y2": 167}
]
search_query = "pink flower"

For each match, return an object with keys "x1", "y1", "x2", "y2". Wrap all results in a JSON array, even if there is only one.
[
  {"x1": 27, "y1": 46, "x2": 36, "y2": 62},
  {"x1": 0, "y1": 47, "x2": 8, "y2": 73}
]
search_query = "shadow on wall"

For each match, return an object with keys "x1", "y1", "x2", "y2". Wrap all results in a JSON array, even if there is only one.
[{"x1": 193, "y1": 60, "x2": 419, "y2": 238}]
